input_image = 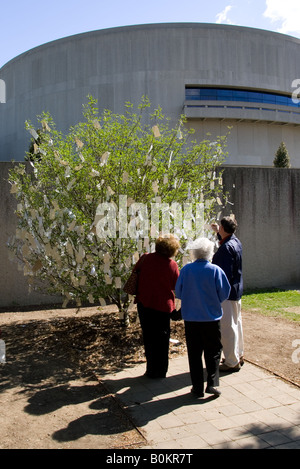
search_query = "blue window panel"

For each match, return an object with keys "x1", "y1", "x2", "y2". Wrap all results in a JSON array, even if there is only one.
[
  {"x1": 185, "y1": 87, "x2": 300, "y2": 108},
  {"x1": 186, "y1": 89, "x2": 201, "y2": 99},
  {"x1": 217, "y1": 90, "x2": 233, "y2": 99},
  {"x1": 276, "y1": 96, "x2": 288, "y2": 105},
  {"x1": 200, "y1": 89, "x2": 217, "y2": 97},
  {"x1": 288, "y1": 99, "x2": 300, "y2": 107},
  {"x1": 221, "y1": 90, "x2": 233, "y2": 96},
  {"x1": 207, "y1": 105, "x2": 224, "y2": 108},
  {"x1": 249, "y1": 92, "x2": 262, "y2": 100},
  {"x1": 220, "y1": 96, "x2": 234, "y2": 101},
  {"x1": 199, "y1": 92, "x2": 218, "y2": 100},
  {"x1": 234, "y1": 91, "x2": 248, "y2": 99},
  {"x1": 262, "y1": 95, "x2": 274, "y2": 103}
]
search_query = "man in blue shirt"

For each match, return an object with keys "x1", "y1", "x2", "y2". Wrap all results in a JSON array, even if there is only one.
[
  {"x1": 212, "y1": 216, "x2": 244, "y2": 372},
  {"x1": 175, "y1": 238, "x2": 230, "y2": 397}
]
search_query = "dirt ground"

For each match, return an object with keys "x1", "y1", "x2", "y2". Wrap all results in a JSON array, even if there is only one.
[{"x1": 0, "y1": 303, "x2": 299, "y2": 449}]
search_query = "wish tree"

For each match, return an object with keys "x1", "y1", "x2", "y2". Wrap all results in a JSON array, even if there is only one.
[{"x1": 8, "y1": 96, "x2": 228, "y2": 324}]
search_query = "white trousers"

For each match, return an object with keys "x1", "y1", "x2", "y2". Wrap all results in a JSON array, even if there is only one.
[{"x1": 221, "y1": 299, "x2": 244, "y2": 367}]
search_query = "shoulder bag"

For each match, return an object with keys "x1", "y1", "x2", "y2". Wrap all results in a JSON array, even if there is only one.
[{"x1": 123, "y1": 254, "x2": 147, "y2": 296}]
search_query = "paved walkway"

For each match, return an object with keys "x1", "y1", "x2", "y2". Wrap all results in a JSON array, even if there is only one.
[{"x1": 103, "y1": 355, "x2": 300, "y2": 449}]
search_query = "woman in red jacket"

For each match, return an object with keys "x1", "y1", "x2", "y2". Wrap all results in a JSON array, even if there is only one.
[{"x1": 134, "y1": 235, "x2": 180, "y2": 378}]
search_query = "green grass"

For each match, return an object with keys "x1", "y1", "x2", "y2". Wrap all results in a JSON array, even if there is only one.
[{"x1": 242, "y1": 288, "x2": 300, "y2": 322}]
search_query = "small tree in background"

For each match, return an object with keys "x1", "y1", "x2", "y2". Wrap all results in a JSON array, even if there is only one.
[
  {"x1": 8, "y1": 96, "x2": 229, "y2": 325},
  {"x1": 273, "y1": 141, "x2": 291, "y2": 168}
]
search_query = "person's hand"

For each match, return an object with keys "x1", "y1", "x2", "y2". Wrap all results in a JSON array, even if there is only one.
[{"x1": 211, "y1": 223, "x2": 219, "y2": 233}]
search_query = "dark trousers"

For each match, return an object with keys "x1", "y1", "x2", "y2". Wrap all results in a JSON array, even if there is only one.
[
  {"x1": 137, "y1": 303, "x2": 171, "y2": 378},
  {"x1": 184, "y1": 320, "x2": 222, "y2": 393}
]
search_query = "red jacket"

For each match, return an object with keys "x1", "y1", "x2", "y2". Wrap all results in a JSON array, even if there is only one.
[{"x1": 134, "y1": 252, "x2": 179, "y2": 313}]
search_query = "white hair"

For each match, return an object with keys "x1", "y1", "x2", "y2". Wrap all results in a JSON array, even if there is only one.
[{"x1": 187, "y1": 237, "x2": 214, "y2": 261}]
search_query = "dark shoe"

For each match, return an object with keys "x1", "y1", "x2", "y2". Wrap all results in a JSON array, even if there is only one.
[
  {"x1": 219, "y1": 363, "x2": 241, "y2": 372},
  {"x1": 205, "y1": 386, "x2": 221, "y2": 397},
  {"x1": 190, "y1": 387, "x2": 204, "y2": 398},
  {"x1": 221, "y1": 357, "x2": 244, "y2": 367}
]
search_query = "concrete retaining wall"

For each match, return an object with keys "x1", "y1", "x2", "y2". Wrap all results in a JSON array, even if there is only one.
[
  {"x1": 0, "y1": 164, "x2": 299, "y2": 307},
  {"x1": 0, "y1": 163, "x2": 62, "y2": 307},
  {"x1": 221, "y1": 167, "x2": 300, "y2": 289}
]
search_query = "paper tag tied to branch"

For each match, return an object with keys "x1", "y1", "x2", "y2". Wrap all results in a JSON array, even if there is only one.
[{"x1": 152, "y1": 125, "x2": 161, "y2": 138}]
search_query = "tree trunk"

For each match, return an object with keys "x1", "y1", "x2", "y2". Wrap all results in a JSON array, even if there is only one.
[{"x1": 119, "y1": 308, "x2": 130, "y2": 327}]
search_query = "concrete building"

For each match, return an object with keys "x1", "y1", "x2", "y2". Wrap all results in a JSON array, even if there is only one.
[{"x1": 1, "y1": 23, "x2": 300, "y2": 166}]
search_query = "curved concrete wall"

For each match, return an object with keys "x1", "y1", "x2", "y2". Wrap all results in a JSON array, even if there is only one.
[{"x1": 1, "y1": 23, "x2": 300, "y2": 165}]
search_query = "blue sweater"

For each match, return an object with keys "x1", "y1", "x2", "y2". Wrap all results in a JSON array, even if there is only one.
[{"x1": 175, "y1": 260, "x2": 231, "y2": 322}]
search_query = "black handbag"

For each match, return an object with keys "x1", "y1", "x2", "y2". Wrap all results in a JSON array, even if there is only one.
[
  {"x1": 123, "y1": 270, "x2": 139, "y2": 295},
  {"x1": 170, "y1": 308, "x2": 182, "y2": 321}
]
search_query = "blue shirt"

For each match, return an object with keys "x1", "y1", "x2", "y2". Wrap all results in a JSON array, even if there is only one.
[
  {"x1": 212, "y1": 234, "x2": 243, "y2": 301},
  {"x1": 175, "y1": 260, "x2": 231, "y2": 322}
]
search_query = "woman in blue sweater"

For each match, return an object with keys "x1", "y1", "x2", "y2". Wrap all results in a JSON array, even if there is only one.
[{"x1": 175, "y1": 238, "x2": 230, "y2": 398}]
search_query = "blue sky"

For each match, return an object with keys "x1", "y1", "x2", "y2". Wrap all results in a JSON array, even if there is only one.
[{"x1": 1, "y1": 0, "x2": 300, "y2": 68}]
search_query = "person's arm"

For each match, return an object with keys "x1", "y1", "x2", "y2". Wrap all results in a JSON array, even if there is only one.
[
  {"x1": 213, "y1": 245, "x2": 233, "y2": 282},
  {"x1": 215, "y1": 267, "x2": 231, "y2": 303},
  {"x1": 172, "y1": 263, "x2": 180, "y2": 289},
  {"x1": 175, "y1": 270, "x2": 183, "y2": 299}
]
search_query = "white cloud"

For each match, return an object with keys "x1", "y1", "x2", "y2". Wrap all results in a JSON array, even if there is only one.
[
  {"x1": 264, "y1": 0, "x2": 300, "y2": 35},
  {"x1": 216, "y1": 5, "x2": 233, "y2": 24}
]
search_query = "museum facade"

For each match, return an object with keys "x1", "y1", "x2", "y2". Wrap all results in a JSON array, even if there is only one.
[{"x1": 1, "y1": 22, "x2": 300, "y2": 166}]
